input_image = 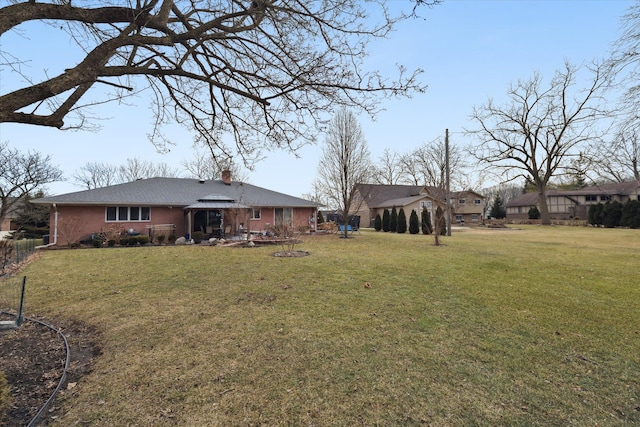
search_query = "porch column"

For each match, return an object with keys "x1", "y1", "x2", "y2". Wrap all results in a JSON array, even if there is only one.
[{"x1": 186, "y1": 210, "x2": 192, "y2": 238}]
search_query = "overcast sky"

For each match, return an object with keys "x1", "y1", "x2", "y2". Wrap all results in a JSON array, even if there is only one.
[{"x1": 0, "y1": 0, "x2": 635, "y2": 197}]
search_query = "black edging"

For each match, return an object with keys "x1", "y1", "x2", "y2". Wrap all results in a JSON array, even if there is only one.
[{"x1": 1, "y1": 312, "x2": 71, "y2": 427}]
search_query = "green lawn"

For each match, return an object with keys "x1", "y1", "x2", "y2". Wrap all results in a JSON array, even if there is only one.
[{"x1": 17, "y1": 226, "x2": 640, "y2": 425}]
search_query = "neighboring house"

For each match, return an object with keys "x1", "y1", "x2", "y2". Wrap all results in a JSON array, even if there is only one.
[
  {"x1": 506, "y1": 180, "x2": 640, "y2": 221},
  {"x1": 352, "y1": 184, "x2": 485, "y2": 228},
  {"x1": 0, "y1": 197, "x2": 19, "y2": 236},
  {"x1": 32, "y1": 172, "x2": 319, "y2": 246}
]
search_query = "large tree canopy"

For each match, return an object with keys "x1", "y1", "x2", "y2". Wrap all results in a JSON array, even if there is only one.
[
  {"x1": 0, "y1": 0, "x2": 429, "y2": 163},
  {"x1": 468, "y1": 61, "x2": 611, "y2": 225}
]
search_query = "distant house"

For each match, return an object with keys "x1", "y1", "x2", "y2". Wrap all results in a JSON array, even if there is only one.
[
  {"x1": 32, "y1": 172, "x2": 319, "y2": 245},
  {"x1": 506, "y1": 180, "x2": 640, "y2": 221},
  {"x1": 352, "y1": 184, "x2": 485, "y2": 228}
]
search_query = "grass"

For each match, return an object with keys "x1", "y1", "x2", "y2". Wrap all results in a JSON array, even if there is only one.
[{"x1": 16, "y1": 226, "x2": 640, "y2": 426}]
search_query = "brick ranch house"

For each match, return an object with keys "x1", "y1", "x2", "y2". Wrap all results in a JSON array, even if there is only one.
[
  {"x1": 352, "y1": 184, "x2": 486, "y2": 228},
  {"x1": 33, "y1": 172, "x2": 319, "y2": 246},
  {"x1": 506, "y1": 180, "x2": 640, "y2": 221}
]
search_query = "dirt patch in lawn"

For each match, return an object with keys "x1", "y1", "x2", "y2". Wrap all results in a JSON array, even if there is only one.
[{"x1": 0, "y1": 315, "x2": 101, "y2": 426}]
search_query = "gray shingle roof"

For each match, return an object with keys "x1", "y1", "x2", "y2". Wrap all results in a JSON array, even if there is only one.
[
  {"x1": 33, "y1": 177, "x2": 319, "y2": 208},
  {"x1": 506, "y1": 180, "x2": 640, "y2": 207}
]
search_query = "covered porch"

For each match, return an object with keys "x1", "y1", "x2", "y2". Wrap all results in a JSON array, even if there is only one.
[{"x1": 184, "y1": 193, "x2": 251, "y2": 240}]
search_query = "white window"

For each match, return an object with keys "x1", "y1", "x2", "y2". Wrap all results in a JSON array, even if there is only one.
[
  {"x1": 474, "y1": 199, "x2": 482, "y2": 205},
  {"x1": 106, "y1": 206, "x2": 150, "y2": 222},
  {"x1": 458, "y1": 199, "x2": 466, "y2": 205},
  {"x1": 471, "y1": 214, "x2": 478, "y2": 222},
  {"x1": 251, "y1": 208, "x2": 261, "y2": 220}
]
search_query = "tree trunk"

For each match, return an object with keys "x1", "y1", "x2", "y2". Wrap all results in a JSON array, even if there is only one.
[{"x1": 537, "y1": 186, "x2": 551, "y2": 225}]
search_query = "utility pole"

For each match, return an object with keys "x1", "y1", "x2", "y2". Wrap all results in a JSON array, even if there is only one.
[{"x1": 445, "y1": 129, "x2": 452, "y2": 236}]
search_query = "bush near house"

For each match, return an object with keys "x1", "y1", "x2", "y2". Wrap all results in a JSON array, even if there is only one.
[
  {"x1": 382, "y1": 209, "x2": 390, "y2": 232},
  {"x1": 528, "y1": 206, "x2": 540, "y2": 220},
  {"x1": 409, "y1": 210, "x2": 420, "y2": 234},
  {"x1": 374, "y1": 213, "x2": 382, "y2": 231},
  {"x1": 389, "y1": 207, "x2": 397, "y2": 233},
  {"x1": 421, "y1": 208, "x2": 432, "y2": 235},
  {"x1": 589, "y1": 200, "x2": 639, "y2": 228},
  {"x1": 397, "y1": 208, "x2": 407, "y2": 234}
]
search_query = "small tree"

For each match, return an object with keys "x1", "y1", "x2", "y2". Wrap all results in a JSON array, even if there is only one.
[
  {"x1": 382, "y1": 209, "x2": 390, "y2": 232},
  {"x1": 409, "y1": 210, "x2": 420, "y2": 234},
  {"x1": 490, "y1": 195, "x2": 507, "y2": 219},
  {"x1": 374, "y1": 213, "x2": 382, "y2": 231},
  {"x1": 397, "y1": 208, "x2": 407, "y2": 233},
  {"x1": 389, "y1": 207, "x2": 398, "y2": 233},
  {"x1": 421, "y1": 208, "x2": 433, "y2": 235},
  {"x1": 528, "y1": 206, "x2": 541, "y2": 220}
]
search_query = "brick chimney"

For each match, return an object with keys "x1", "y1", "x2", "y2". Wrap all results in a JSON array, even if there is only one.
[{"x1": 221, "y1": 169, "x2": 232, "y2": 185}]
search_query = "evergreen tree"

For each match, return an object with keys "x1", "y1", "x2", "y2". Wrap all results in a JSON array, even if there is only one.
[
  {"x1": 621, "y1": 200, "x2": 640, "y2": 229},
  {"x1": 12, "y1": 191, "x2": 50, "y2": 238},
  {"x1": 317, "y1": 211, "x2": 325, "y2": 224},
  {"x1": 374, "y1": 213, "x2": 382, "y2": 231},
  {"x1": 421, "y1": 208, "x2": 432, "y2": 235},
  {"x1": 409, "y1": 209, "x2": 420, "y2": 234},
  {"x1": 490, "y1": 195, "x2": 507, "y2": 219},
  {"x1": 397, "y1": 208, "x2": 407, "y2": 233},
  {"x1": 588, "y1": 203, "x2": 603, "y2": 226},
  {"x1": 382, "y1": 209, "x2": 390, "y2": 232},
  {"x1": 602, "y1": 201, "x2": 623, "y2": 228},
  {"x1": 528, "y1": 206, "x2": 540, "y2": 219},
  {"x1": 389, "y1": 206, "x2": 398, "y2": 233}
]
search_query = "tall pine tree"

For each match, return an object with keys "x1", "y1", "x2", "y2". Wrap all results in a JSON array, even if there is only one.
[
  {"x1": 382, "y1": 209, "x2": 390, "y2": 232},
  {"x1": 397, "y1": 208, "x2": 407, "y2": 233},
  {"x1": 389, "y1": 206, "x2": 398, "y2": 233},
  {"x1": 409, "y1": 209, "x2": 420, "y2": 234}
]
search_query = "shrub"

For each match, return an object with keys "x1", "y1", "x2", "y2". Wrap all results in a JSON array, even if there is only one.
[
  {"x1": 156, "y1": 234, "x2": 166, "y2": 244},
  {"x1": 621, "y1": 200, "x2": 640, "y2": 229},
  {"x1": 389, "y1": 207, "x2": 397, "y2": 233},
  {"x1": 528, "y1": 206, "x2": 540, "y2": 220},
  {"x1": 382, "y1": 209, "x2": 390, "y2": 232},
  {"x1": 421, "y1": 208, "x2": 432, "y2": 235},
  {"x1": 588, "y1": 203, "x2": 603, "y2": 226},
  {"x1": 92, "y1": 239, "x2": 103, "y2": 248},
  {"x1": 0, "y1": 371, "x2": 11, "y2": 422},
  {"x1": 397, "y1": 208, "x2": 407, "y2": 233},
  {"x1": 107, "y1": 239, "x2": 116, "y2": 247},
  {"x1": 374, "y1": 213, "x2": 382, "y2": 231},
  {"x1": 137, "y1": 235, "x2": 149, "y2": 245},
  {"x1": 602, "y1": 201, "x2": 623, "y2": 228},
  {"x1": 409, "y1": 209, "x2": 420, "y2": 234},
  {"x1": 168, "y1": 234, "x2": 177, "y2": 244},
  {"x1": 192, "y1": 231, "x2": 204, "y2": 243}
]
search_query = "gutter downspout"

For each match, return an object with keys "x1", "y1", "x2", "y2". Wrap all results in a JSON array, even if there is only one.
[{"x1": 36, "y1": 203, "x2": 58, "y2": 248}]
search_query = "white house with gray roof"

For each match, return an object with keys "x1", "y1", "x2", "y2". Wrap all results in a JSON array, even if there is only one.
[{"x1": 33, "y1": 173, "x2": 319, "y2": 245}]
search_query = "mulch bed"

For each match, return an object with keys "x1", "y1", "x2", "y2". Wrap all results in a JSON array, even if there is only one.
[{"x1": 0, "y1": 315, "x2": 101, "y2": 426}]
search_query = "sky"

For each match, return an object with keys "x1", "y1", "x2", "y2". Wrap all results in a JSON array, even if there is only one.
[{"x1": 0, "y1": 0, "x2": 636, "y2": 198}]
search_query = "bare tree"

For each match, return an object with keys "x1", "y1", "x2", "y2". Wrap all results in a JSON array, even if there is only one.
[
  {"x1": 610, "y1": 1, "x2": 640, "y2": 115},
  {"x1": 468, "y1": 61, "x2": 611, "y2": 225},
  {"x1": 1, "y1": 1, "x2": 430, "y2": 162},
  {"x1": 317, "y1": 108, "x2": 372, "y2": 238},
  {"x1": 585, "y1": 121, "x2": 640, "y2": 183},
  {"x1": 0, "y1": 143, "x2": 63, "y2": 230},
  {"x1": 154, "y1": 162, "x2": 181, "y2": 178},
  {"x1": 73, "y1": 161, "x2": 119, "y2": 189},
  {"x1": 373, "y1": 148, "x2": 404, "y2": 185},
  {"x1": 181, "y1": 148, "x2": 249, "y2": 182},
  {"x1": 118, "y1": 158, "x2": 159, "y2": 182},
  {"x1": 409, "y1": 138, "x2": 469, "y2": 189}
]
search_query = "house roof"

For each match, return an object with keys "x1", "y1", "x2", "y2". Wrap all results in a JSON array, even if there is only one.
[
  {"x1": 32, "y1": 177, "x2": 319, "y2": 208},
  {"x1": 506, "y1": 180, "x2": 640, "y2": 207},
  {"x1": 355, "y1": 183, "x2": 428, "y2": 208},
  {"x1": 371, "y1": 194, "x2": 433, "y2": 209}
]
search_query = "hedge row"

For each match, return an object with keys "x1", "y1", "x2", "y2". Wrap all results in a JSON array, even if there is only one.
[{"x1": 588, "y1": 200, "x2": 640, "y2": 228}]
